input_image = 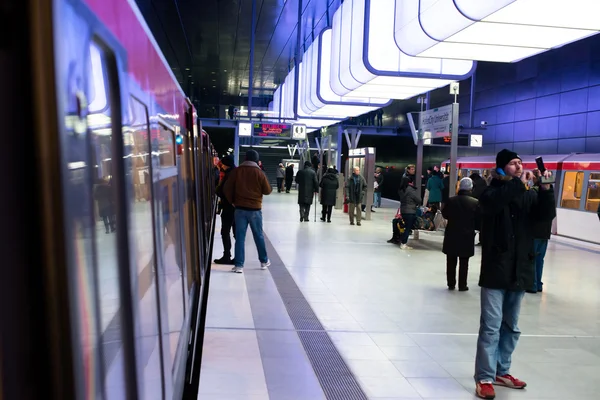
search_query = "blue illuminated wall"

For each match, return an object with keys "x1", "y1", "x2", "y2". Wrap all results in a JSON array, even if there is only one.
[{"x1": 468, "y1": 34, "x2": 600, "y2": 155}]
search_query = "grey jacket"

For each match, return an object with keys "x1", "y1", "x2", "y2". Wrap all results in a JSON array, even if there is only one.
[
  {"x1": 400, "y1": 185, "x2": 421, "y2": 215},
  {"x1": 276, "y1": 166, "x2": 285, "y2": 179}
]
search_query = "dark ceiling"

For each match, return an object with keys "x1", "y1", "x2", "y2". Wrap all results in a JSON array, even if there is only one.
[{"x1": 135, "y1": 0, "x2": 341, "y2": 108}]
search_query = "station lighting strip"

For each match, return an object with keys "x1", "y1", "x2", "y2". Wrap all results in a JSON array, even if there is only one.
[{"x1": 394, "y1": 0, "x2": 600, "y2": 62}]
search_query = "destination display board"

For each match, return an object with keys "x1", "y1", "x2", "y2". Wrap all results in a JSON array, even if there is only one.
[
  {"x1": 253, "y1": 123, "x2": 292, "y2": 138},
  {"x1": 425, "y1": 134, "x2": 469, "y2": 147}
]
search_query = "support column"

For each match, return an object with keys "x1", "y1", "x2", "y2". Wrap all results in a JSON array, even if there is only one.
[
  {"x1": 449, "y1": 100, "x2": 460, "y2": 198},
  {"x1": 248, "y1": 0, "x2": 257, "y2": 119}
]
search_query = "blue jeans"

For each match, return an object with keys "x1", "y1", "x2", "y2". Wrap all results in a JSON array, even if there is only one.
[
  {"x1": 234, "y1": 209, "x2": 268, "y2": 268},
  {"x1": 475, "y1": 288, "x2": 525, "y2": 383},
  {"x1": 374, "y1": 192, "x2": 382, "y2": 207},
  {"x1": 400, "y1": 214, "x2": 416, "y2": 244},
  {"x1": 532, "y1": 239, "x2": 548, "y2": 291}
]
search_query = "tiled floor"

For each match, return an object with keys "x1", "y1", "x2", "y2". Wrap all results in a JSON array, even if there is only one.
[{"x1": 199, "y1": 193, "x2": 600, "y2": 400}]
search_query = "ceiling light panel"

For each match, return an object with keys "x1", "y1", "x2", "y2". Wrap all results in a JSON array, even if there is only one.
[
  {"x1": 395, "y1": 0, "x2": 600, "y2": 63},
  {"x1": 330, "y1": 0, "x2": 474, "y2": 100}
]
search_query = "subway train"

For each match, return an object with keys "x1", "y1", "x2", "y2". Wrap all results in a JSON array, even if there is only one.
[
  {"x1": 442, "y1": 154, "x2": 600, "y2": 244},
  {"x1": 3, "y1": 0, "x2": 217, "y2": 399}
]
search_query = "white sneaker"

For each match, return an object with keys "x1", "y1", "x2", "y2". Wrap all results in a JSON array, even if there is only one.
[
  {"x1": 260, "y1": 260, "x2": 271, "y2": 270},
  {"x1": 400, "y1": 244, "x2": 413, "y2": 250},
  {"x1": 231, "y1": 267, "x2": 243, "y2": 273}
]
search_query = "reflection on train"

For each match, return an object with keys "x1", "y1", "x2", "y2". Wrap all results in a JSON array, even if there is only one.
[
  {"x1": 38, "y1": 0, "x2": 218, "y2": 398},
  {"x1": 442, "y1": 154, "x2": 600, "y2": 244}
]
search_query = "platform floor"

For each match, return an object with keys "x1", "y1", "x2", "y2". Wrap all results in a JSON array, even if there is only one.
[{"x1": 199, "y1": 192, "x2": 600, "y2": 400}]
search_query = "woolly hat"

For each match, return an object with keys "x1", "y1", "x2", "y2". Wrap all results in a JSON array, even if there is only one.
[
  {"x1": 496, "y1": 149, "x2": 521, "y2": 170},
  {"x1": 245, "y1": 150, "x2": 260, "y2": 163},
  {"x1": 221, "y1": 155, "x2": 235, "y2": 167}
]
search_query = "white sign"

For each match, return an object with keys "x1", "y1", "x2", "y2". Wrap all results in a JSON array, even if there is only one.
[
  {"x1": 238, "y1": 122, "x2": 252, "y2": 137},
  {"x1": 470, "y1": 134, "x2": 483, "y2": 147},
  {"x1": 420, "y1": 104, "x2": 453, "y2": 139},
  {"x1": 292, "y1": 124, "x2": 307, "y2": 140}
]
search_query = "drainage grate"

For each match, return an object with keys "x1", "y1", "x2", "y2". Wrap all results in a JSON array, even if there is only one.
[{"x1": 263, "y1": 236, "x2": 368, "y2": 400}]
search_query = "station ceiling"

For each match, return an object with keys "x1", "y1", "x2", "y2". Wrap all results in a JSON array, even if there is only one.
[{"x1": 135, "y1": 0, "x2": 341, "y2": 107}]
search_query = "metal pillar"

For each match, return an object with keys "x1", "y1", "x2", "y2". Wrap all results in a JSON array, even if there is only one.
[
  {"x1": 234, "y1": 125, "x2": 240, "y2": 165},
  {"x1": 248, "y1": 0, "x2": 257, "y2": 119},
  {"x1": 293, "y1": 0, "x2": 302, "y2": 117},
  {"x1": 449, "y1": 88, "x2": 460, "y2": 198},
  {"x1": 336, "y1": 125, "x2": 343, "y2": 170},
  {"x1": 469, "y1": 71, "x2": 476, "y2": 128},
  {"x1": 415, "y1": 93, "x2": 428, "y2": 192}
]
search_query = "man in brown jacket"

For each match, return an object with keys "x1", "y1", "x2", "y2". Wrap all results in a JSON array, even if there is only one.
[{"x1": 223, "y1": 150, "x2": 272, "y2": 273}]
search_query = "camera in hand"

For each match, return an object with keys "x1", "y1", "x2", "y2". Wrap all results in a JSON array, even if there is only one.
[{"x1": 535, "y1": 156, "x2": 556, "y2": 184}]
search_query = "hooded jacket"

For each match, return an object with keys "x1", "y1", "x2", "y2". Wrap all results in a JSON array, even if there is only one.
[
  {"x1": 295, "y1": 164, "x2": 319, "y2": 204},
  {"x1": 399, "y1": 184, "x2": 421, "y2": 215},
  {"x1": 320, "y1": 172, "x2": 339, "y2": 206},
  {"x1": 478, "y1": 170, "x2": 556, "y2": 290},
  {"x1": 223, "y1": 161, "x2": 272, "y2": 210}
]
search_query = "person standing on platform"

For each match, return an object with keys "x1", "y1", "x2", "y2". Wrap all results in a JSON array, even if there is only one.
[
  {"x1": 276, "y1": 163, "x2": 285, "y2": 193},
  {"x1": 373, "y1": 167, "x2": 384, "y2": 209},
  {"x1": 320, "y1": 168, "x2": 339, "y2": 222},
  {"x1": 441, "y1": 170, "x2": 451, "y2": 208},
  {"x1": 398, "y1": 176, "x2": 421, "y2": 249},
  {"x1": 214, "y1": 155, "x2": 236, "y2": 265},
  {"x1": 223, "y1": 150, "x2": 272, "y2": 274},
  {"x1": 529, "y1": 172, "x2": 556, "y2": 293},
  {"x1": 376, "y1": 109, "x2": 383, "y2": 126},
  {"x1": 295, "y1": 161, "x2": 319, "y2": 222},
  {"x1": 346, "y1": 166, "x2": 367, "y2": 226},
  {"x1": 442, "y1": 177, "x2": 479, "y2": 291},
  {"x1": 425, "y1": 166, "x2": 444, "y2": 208},
  {"x1": 474, "y1": 149, "x2": 555, "y2": 399},
  {"x1": 285, "y1": 163, "x2": 294, "y2": 193}
]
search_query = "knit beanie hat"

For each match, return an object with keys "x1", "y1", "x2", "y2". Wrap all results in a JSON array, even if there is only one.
[
  {"x1": 496, "y1": 149, "x2": 521, "y2": 170},
  {"x1": 245, "y1": 150, "x2": 260, "y2": 163},
  {"x1": 221, "y1": 155, "x2": 235, "y2": 167}
]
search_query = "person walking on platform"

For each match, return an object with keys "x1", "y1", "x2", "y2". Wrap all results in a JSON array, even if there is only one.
[
  {"x1": 398, "y1": 176, "x2": 421, "y2": 249},
  {"x1": 442, "y1": 177, "x2": 479, "y2": 291},
  {"x1": 474, "y1": 149, "x2": 555, "y2": 399},
  {"x1": 285, "y1": 163, "x2": 294, "y2": 193},
  {"x1": 295, "y1": 161, "x2": 319, "y2": 222},
  {"x1": 320, "y1": 168, "x2": 339, "y2": 222},
  {"x1": 276, "y1": 163, "x2": 285, "y2": 193},
  {"x1": 346, "y1": 166, "x2": 367, "y2": 226},
  {"x1": 223, "y1": 150, "x2": 272, "y2": 273},
  {"x1": 214, "y1": 155, "x2": 236, "y2": 265}
]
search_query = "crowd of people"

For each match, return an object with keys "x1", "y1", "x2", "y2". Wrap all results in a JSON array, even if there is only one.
[{"x1": 213, "y1": 147, "x2": 566, "y2": 400}]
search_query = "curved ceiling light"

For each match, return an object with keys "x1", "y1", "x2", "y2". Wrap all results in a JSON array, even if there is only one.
[
  {"x1": 330, "y1": 0, "x2": 475, "y2": 100},
  {"x1": 395, "y1": 0, "x2": 600, "y2": 63}
]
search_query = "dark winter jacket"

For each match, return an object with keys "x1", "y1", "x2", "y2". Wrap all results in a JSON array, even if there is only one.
[
  {"x1": 471, "y1": 177, "x2": 487, "y2": 199},
  {"x1": 442, "y1": 190, "x2": 479, "y2": 258},
  {"x1": 426, "y1": 174, "x2": 444, "y2": 203},
  {"x1": 399, "y1": 185, "x2": 421, "y2": 215},
  {"x1": 285, "y1": 165, "x2": 294, "y2": 183},
  {"x1": 346, "y1": 174, "x2": 367, "y2": 204},
  {"x1": 320, "y1": 172, "x2": 339, "y2": 206},
  {"x1": 532, "y1": 218, "x2": 553, "y2": 240},
  {"x1": 374, "y1": 173, "x2": 384, "y2": 193},
  {"x1": 442, "y1": 175, "x2": 450, "y2": 204},
  {"x1": 597, "y1": 202, "x2": 600, "y2": 221},
  {"x1": 224, "y1": 161, "x2": 272, "y2": 210},
  {"x1": 296, "y1": 166, "x2": 319, "y2": 204},
  {"x1": 478, "y1": 172, "x2": 556, "y2": 291},
  {"x1": 216, "y1": 166, "x2": 235, "y2": 209}
]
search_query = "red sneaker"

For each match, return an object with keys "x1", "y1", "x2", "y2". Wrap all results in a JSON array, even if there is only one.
[
  {"x1": 495, "y1": 374, "x2": 527, "y2": 389},
  {"x1": 476, "y1": 382, "x2": 496, "y2": 399}
]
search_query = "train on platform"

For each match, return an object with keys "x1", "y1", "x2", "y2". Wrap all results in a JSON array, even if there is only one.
[
  {"x1": 3, "y1": 0, "x2": 218, "y2": 398},
  {"x1": 442, "y1": 153, "x2": 600, "y2": 244}
]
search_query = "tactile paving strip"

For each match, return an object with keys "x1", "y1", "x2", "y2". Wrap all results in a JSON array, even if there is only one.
[{"x1": 264, "y1": 236, "x2": 368, "y2": 400}]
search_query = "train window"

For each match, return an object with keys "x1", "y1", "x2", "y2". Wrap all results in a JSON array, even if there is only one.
[
  {"x1": 560, "y1": 171, "x2": 584, "y2": 209},
  {"x1": 157, "y1": 124, "x2": 175, "y2": 167},
  {"x1": 124, "y1": 96, "x2": 164, "y2": 397},
  {"x1": 86, "y1": 40, "x2": 128, "y2": 397},
  {"x1": 585, "y1": 173, "x2": 600, "y2": 212}
]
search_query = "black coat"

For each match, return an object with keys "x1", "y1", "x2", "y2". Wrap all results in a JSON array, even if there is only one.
[
  {"x1": 478, "y1": 173, "x2": 556, "y2": 291},
  {"x1": 296, "y1": 167, "x2": 319, "y2": 204},
  {"x1": 285, "y1": 166, "x2": 294, "y2": 183},
  {"x1": 320, "y1": 172, "x2": 339, "y2": 206},
  {"x1": 442, "y1": 191, "x2": 479, "y2": 258},
  {"x1": 471, "y1": 178, "x2": 487, "y2": 199}
]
